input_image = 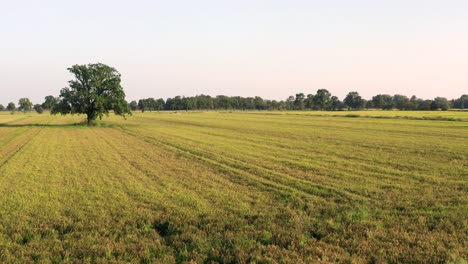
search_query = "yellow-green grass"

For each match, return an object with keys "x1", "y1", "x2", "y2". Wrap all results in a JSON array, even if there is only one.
[
  {"x1": 241, "y1": 110, "x2": 468, "y2": 121},
  {"x1": 0, "y1": 111, "x2": 467, "y2": 263}
]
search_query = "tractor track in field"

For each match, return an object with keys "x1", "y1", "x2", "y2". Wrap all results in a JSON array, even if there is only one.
[
  {"x1": 0, "y1": 116, "x2": 54, "y2": 171},
  {"x1": 148, "y1": 126, "x2": 438, "y2": 184},
  {"x1": 0, "y1": 128, "x2": 44, "y2": 171},
  {"x1": 88, "y1": 128, "x2": 175, "y2": 210},
  {"x1": 136, "y1": 117, "x2": 461, "y2": 177},
  {"x1": 119, "y1": 125, "x2": 424, "y2": 199},
  {"x1": 140, "y1": 116, "x2": 467, "y2": 141},
  {"x1": 113, "y1": 126, "x2": 368, "y2": 204},
  {"x1": 148, "y1": 117, "x2": 461, "y2": 187}
]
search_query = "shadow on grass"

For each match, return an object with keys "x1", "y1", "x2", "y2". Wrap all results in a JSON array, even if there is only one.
[
  {"x1": 0, "y1": 123, "x2": 87, "y2": 128},
  {"x1": 0, "y1": 122, "x2": 128, "y2": 128}
]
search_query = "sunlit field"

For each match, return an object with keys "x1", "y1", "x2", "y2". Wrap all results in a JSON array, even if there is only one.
[
  {"x1": 257, "y1": 110, "x2": 468, "y2": 121},
  {"x1": 0, "y1": 111, "x2": 467, "y2": 263}
]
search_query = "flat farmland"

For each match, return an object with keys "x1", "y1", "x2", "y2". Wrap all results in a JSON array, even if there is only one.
[{"x1": 0, "y1": 111, "x2": 467, "y2": 263}]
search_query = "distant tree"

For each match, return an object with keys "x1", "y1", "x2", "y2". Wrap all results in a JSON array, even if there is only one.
[
  {"x1": 268, "y1": 100, "x2": 283, "y2": 110},
  {"x1": 253, "y1": 96, "x2": 265, "y2": 110},
  {"x1": 182, "y1": 97, "x2": 190, "y2": 111},
  {"x1": 42, "y1": 95, "x2": 57, "y2": 110},
  {"x1": 461, "y1": 95, "x2": 467, "y2": 109},
  {"x1": 138, "y1": 99, "x2": 148, "y2": 112},
  {"x1": 313, "y1": 89, "x2": 331, "y2": 110},
  {"x1": 246, "y1": 97, "x2": 256, "y2": 110},
  {"x1": 382, "y1": 95, "x2": 394, "y2": 110},
  {"x1": 145, "y1": 98, "x2": 157, "y2": 111},
  {"x1": 0, "y1": 104, "x2": 4, "y2": 111},
  {"x1": 286, "y1": 96, "x2": 295, "y2": 110},
  {"x1": 7, "y1": 102, "x2": 16, "y2": 113},
  {"x1": 453, "y1": 94, "x2": 468, "y2": 109},
  {"x1": 173, "y1": 96, "x2": 185, "y2": 110},
  {"x1": 294, "y1": 93, "x2": 305, "y2": 110},
  {"x1": 164, "y1": 98, "x2": 174, "y2": 110},
  {"x1": 34, "y1": 104, "x2": 44, "y2": 114},
  {"x1": 372, "y1": 94, "x2": 394, "y2": 110},
  {"x1": 52, "y1": 63, "x2": 131, "y2": 125},
  {"x1": 233, "y1": 97, "x2": 241, "y2": 110},
  {"x1": 365, "y1": 100, "x2": 374, "y2": 109},
  {"x1": 305, "y1": 94, "x2": 314, "y2": 109},
  {"x1": 156, "y1": 98, "x2": 165, "y2": 111},
  {"x1": 418, "y1": 100, "x2": 433, "y2": 110},
  {"x1": 408, "y1": 96, "x2": 419, "y2": 110},
  {"x1": 196, "y1": 95, "x2": 213, "y2": 110},
  {"x1": 216, "y1": 95, "x2": 235, "y2": 110},
  {"x1": 330, "y1": 96, "x2": 341, "y2": 110},
  {"x1": 18, "y1": 98, "x2": 33, "y2": 112},
  {"x1": 393, "y1": 94, "x2": 410, "y2": 110},
  {"x1": 344, "y1": 91, "x2": 365, "y2": 110},
  {"x1": 129, "y1": 101, "x2": 138, "y2": 111},
  {"x1": 432, "y1": 97, "x2": 449, "y2": 110},
  {"x1": 47, "y1": 91, "x2": 463, "y2": 113}
]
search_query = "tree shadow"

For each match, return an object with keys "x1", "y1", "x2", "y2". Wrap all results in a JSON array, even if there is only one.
[{"x1": 0, "y1": 123, "x2": 87, "y2": 128}]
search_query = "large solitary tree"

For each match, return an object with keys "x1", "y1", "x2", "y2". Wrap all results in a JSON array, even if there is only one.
[{"x1": 52, "y1": 63, "x2": 131, "y2": 125}]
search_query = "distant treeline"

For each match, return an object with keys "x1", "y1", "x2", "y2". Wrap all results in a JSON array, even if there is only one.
[
  {"x1": 131, "y1": 90, "x2": 467, "y2": 112},
  {"x1": 1, "y1": 90, "x2": 467, "y2": 113}
]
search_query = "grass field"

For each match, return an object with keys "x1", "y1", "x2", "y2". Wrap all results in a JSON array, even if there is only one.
[
  {"x1": 259, "y1": 110, "x2": 468, "y2": 121},
  {"x1": 0, "y1": 111, "x2": 467, "y2": 263}
]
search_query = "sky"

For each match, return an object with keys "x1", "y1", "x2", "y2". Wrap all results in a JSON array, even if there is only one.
[{"x1": 1, "y1": 0, "x2": 467, "y2": 105}]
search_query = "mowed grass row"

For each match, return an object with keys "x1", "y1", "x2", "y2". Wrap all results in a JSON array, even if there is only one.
[
  {"x1": 0, "y1": 111, "x2": 467, "y2": 263},
  {"x1": 256, "y1": 110, "x2": 468, "y2": 121},
  {"x1": 110, "y1": 112, "x2": 468, "y2": 260}
]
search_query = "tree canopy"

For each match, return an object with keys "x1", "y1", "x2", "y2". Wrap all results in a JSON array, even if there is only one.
[
  {"x1": 7, "y1": 102, "x2": 16, "y2": 112},
  {"x1": 34, "y1": 104, "x2": 44, "y2": 114},
  {"x1": 344, "y1": 92, "x2": 365, "y2": 110},
  {"x1": 18, "y1": 98, "x2": 33, "y2": 112},
  {"x1": 52, "y1": 63, "x2": 131, "y2": 125},
  {"x1": 42, "y1": 95, "x2": 58, "y2": 110}
]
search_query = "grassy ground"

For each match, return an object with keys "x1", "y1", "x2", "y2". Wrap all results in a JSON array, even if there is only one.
[
  {"x1": 252, "y1": 110, "x2": 468, "y2": 121},
  {"x1": 0, "y1": 111, "x2": 467, "y2": 263}
]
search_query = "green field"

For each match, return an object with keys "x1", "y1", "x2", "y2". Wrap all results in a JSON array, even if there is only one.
[
  {"x1": 258, "y1": 110, "x2": 468, "y2": 121},
  {"x1": 0, "y1": 111, "x2": 467, "y2": 263}
]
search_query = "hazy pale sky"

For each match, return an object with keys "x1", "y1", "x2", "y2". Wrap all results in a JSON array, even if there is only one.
[{"x1": 1, "y1": 0, "x2": 467, "y2": 105}]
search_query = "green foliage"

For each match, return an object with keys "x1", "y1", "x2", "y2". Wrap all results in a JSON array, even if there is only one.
[
  {"x1": 34, "y1": 104, "x2": 44, "y2": 114},
  {"x1": 253, "y1": 96, "x2": 265, "y2": 110},
  {"x1": 452, "y1": 94, "x2": 468, "y2": 109},
  {"x1": 51, "y1": 63, "x2": 131, "y2": 125},
  {"x1": 0, "y1": 104, "x2": 4, "y2": 111},
  {"x1": 392, "y1": 94, "x2": 410, "y2": 110},
  {"x1": 138, "y1": 98, "x2": 165, "y2": 112},
  {"x1": 6, "y1": 102, "x2": 16, "y2": 112},
  {"x1": 41, "y1": 95, "x2": 57, "y2": 110},
  {"x1": 129, "y1": 100, "x2": 138, "y2": 111},
  {"x1": 294, "y1": 93, "x2": 305, "y2": 110},
  {"x1": 344, "y1": 91, "x2": 365, "y2": 110},
  {"x1": 127, "y1": 93, "x2": 465, "y2": 112},
  {"x1": 313, "y1": 89, "x2": 332, "y2": 110},
  {"x1": 372, "y1": 94, "x2": 394, "y2": 110},
  {"x1": 18, "y1": 98, "x2": 33, "y2": 112},
  {"x1": 432, "y1": 97, "x2": 450, "y2": 110}
]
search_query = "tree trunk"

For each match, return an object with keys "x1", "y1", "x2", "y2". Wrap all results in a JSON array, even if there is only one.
[{"x1": 87, "y1": 112, "x2": 95, "y2": 126}]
